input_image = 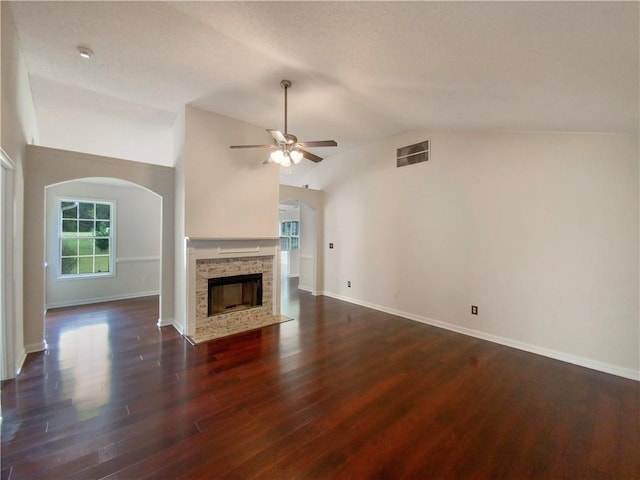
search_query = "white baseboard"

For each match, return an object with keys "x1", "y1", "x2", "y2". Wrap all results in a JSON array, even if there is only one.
[
  {"x1": 298, "y1": 284, "x2": 320, "y2": 296},
  {"x1": 157, "y1": 316, "x2": 173, "y2": 328},
  {"x1": 46, "y1": 291, "x2": 160, "y2": 310},
  {"x1": 321, "y1": 291, "x2": 640, "y2": 382},
  {"x1": 24, "y1": 340, "x2": 47, "y2": 354},
  {"x1": 172, "y1": 321, "x2": 186, "y2": 335},
  {"x1": 15, "y1": 349, "x2": 27, "y2": 375},
  {"x1": 158, "y1": 317, "x2": 185, "y2": 336}
]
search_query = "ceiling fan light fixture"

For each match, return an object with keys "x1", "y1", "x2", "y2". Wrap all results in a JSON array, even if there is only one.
[
  {"x1": 270, "y1": 149, "x2": 285, "y2": 164},
  {"x1": 280, "y1": 153, "x2": 292, "y2": 168},
  {"x1": 290, "y1": 150, "x2": 303, "y2": 164}
]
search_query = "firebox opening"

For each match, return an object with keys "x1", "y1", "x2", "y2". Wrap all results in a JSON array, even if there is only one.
[{"x1": 208, "y1": 273, "x2": 263, "y2": 316}]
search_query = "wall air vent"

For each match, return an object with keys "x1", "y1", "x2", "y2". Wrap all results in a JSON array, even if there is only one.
[{"x1": 397, "y1": 140, "x2": 429, "y2": 168}]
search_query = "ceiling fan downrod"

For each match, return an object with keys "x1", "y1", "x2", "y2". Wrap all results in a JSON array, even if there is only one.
[{"x1": 281, "y1": 79, "x2": 292, "y2": 138}]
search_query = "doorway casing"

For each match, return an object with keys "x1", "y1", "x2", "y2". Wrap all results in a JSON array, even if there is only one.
[
  {"x1": 279, "y1": 185, "x2": 324, "y2": 296},
  {"x1": 22, "y1": 145, "x2": 175, "y2": 356}
]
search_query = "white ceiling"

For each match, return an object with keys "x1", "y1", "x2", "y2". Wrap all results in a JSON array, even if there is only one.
[{"x1": 8, "y1": 1, "x2": 639, "y2": 184}]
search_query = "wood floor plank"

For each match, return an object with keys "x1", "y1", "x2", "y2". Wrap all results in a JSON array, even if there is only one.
[{"x1": 2, "y1": 284, "x2": 638, "y2": 479}]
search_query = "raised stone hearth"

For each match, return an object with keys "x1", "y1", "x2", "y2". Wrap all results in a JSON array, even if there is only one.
[{"x1": 185, "y1": 238, "x2": 284, "y2": 343}]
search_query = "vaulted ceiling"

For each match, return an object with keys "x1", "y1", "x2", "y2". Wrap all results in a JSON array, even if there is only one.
[{"x1": 8, "y1": 1, "x2": 639, "y2": 183}]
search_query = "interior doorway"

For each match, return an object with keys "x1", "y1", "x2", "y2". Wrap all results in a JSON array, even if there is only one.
[
  {"x1": 21, "y1": 145, "x2": 174, "y2": 367},
  {"x1": 279, "y1": 202, "x2": 300, "y2": 282},
  {"x1": 279, "y1": 201, "x2": 299, "y2": 319},
  {"x1": 278, "y1": 199, "x2": 318, "y2": 319},
  {"x1": 44, "y1": 177, "x2": 162, "y2": 316}
]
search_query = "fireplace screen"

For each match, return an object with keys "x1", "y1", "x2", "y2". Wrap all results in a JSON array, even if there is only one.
[{"x1": 208, "y1": 273, "x2": 263, "y2": 316}]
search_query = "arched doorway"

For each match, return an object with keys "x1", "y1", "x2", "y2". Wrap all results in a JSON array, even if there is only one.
[
  {"x1": 279, "y1": 185, "x2": 324, "y2": 301},
  {"x1": 22, "y1": 145, "x2": 174, "y2": 355},
  {"x1": 44, "y1": 178, "x2": 162, "y2": 312},
  {"x1": 279, "y1": 199, "x2": 319, "y2": 319}
]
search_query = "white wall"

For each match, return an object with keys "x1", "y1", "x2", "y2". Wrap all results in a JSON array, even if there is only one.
[
  {"x1": 305, "y1": 130, "x2": 639, "y2": 379},
  {"x1": 184, "y1": 106, "x2": 279, "y2": 238},
  {"x1": 45, "y1": 180, "x2": 161, "y2": 308},
  {"x1": 1, "y1": 3, "x2": 39, "y2": 378},
  {"x1": 30, "y1": 77, "x2": 175, "y2": 167}
]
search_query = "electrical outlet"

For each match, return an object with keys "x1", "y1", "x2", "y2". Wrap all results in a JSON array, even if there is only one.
[
  {"x1": 471, "y1": 305, "x2": 478, "y2": 315},
  {"x1": 329, "y1": 243, "x2": 334, "y2": 249},
  {"x1": 347, "y1": 281, "x2": 351, "y2": 288}
]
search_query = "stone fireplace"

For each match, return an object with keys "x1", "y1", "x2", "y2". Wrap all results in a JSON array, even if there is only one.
[{"x1": 185, "y1": 238, "x2": 284, "y2": 343}]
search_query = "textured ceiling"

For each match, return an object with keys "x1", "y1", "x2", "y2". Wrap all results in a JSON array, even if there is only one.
[{"x1": 8, "y1": 1, "x2": 639, "y2": 182}]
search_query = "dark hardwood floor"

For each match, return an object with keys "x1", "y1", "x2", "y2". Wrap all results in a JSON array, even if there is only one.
[{"x1": 2, "y1": 280, "x2": 638, "y2": 479}]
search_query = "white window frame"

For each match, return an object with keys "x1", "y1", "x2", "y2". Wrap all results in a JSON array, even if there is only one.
[
  {"x1": 57, "y1": 198, "x2": 116, "y2": 279},
  {"x1": 280, "y1": 220, "x2": 299, "y2": 252}
]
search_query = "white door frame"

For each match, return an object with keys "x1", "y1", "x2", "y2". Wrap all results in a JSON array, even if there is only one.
[{"x1": 1, "y1": 148, "x2": 16, "y2": 380}]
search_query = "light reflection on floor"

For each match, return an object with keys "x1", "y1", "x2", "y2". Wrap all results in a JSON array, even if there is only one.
[
  {"x1": 280, "y1": 276, "x2": 300, "y2": 320},
  {"x1": 279, "y1": 276, "x2": 303, "y2": 369},
  {"x1": 46, "y1": 281, "x2": 302, "y2": 416},
  {"x1": 58, "y1": 320, "x2": 111, "y2": 420}
]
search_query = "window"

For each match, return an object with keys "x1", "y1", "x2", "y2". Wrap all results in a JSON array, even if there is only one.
[
  {"x1": 280, "y1": 220, "x2": 299, "y2": 251},
  {"x1": 59, "y1": 199, "x2": 113, "y2": 277}
]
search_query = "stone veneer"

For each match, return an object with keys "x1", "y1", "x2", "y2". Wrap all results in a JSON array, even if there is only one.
[{"x1": 190, "y1": 255, "x2": 285, "y2": 343}]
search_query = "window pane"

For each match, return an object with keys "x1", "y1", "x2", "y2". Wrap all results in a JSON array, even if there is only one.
[
  {"x1": 59, "y1": 200, "x2": 112, "y2": 277},
  {"x1": 95, "y1": 256, "x2": 110, "y2": 273},
  {"x1": 61, "y1": 202, "x2": 78, "y2": 219},
  {"x1": 291, "y1": 237, "x2": 299, "y2": 250},
  {"x1": 79, "y1": 220, "x2": 94, "y2": 235},
  {"x1": 96, "y1": 221, "x2": 110, "y2": 236},
  {"x1": 78, "y1": 202, "x2": 95, "y2": 219},
  {"x1": 78, "y1": 257, "x2": 94, "y2": 274},
  {"x1": 62, "y1": 220, "x2": 78, "y2": 235},
  {"x1": 61, "y1": 257, "x2": 78, "y2": 275},
  {"x1": 282, "y1": 222, "x2": 291, "y2": 236},
  {"x1": 62, "y1": 239, "x2": 78, "y2": 256},
  {"x1": 78, "y1": 239, "x2": 93, "y2": 255},
  {"x1": 280, "y1": 237, "x2": 290, "y2": 251},
  {"x1": 291, "y1": 221, "x2": 299, "y2": 236},
  {"x1": 95, "y1": 239, "x2": 109, "y2": 254},
  {"x1": 95, "y1": 203, "x2": 110, "y2": 220}
]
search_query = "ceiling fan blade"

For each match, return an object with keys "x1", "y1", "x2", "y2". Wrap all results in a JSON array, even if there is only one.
[
  {"x1": 229, "y1": 144, "x2": 277, "y2": 149},
  {"x1": 267, "y1": 129, "x2": 287, "y2": 144},
  {"x1": 297, "y1": 140, "x2": 338, "y2": 148},
  {"x1": 300, "y1": 149, "x2": 324, "y2": 163}
]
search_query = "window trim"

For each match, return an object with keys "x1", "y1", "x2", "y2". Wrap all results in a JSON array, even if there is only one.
[{"x1": 57, "y1": 197, "x2": 116, "y2": 279}]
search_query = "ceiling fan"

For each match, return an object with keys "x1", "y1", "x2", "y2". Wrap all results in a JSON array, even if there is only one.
[{"x1": 230, "y1": 80, "x2": 337, "y2": 167}]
